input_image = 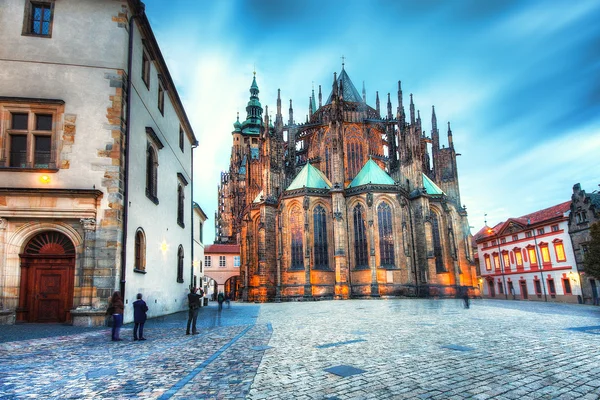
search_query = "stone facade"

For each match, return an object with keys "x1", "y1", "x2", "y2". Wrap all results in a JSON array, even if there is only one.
[
  {"x1": 568, "y1": 183, "x2": 600, "y2": 305},
  {"x1": 217, "y1": 69, "x2": 477, "y2": 302},
  {"x1": 0, "y1": 0, "x2": 197, "y2": 325}
]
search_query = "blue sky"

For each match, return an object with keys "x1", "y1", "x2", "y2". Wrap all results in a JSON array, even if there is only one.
[{"x1": 143, "y1": 0, "x2": 600, "y2": 242}]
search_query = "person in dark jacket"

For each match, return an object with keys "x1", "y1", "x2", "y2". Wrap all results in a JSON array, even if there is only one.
[
  {"x1": 186, "y1": 287, "x2": 201, "y2": 335},
  {"x1": 217, "y1": 292, "x2": 225, "y2": 311},
  {"x1": 110, "y1": 291, "x2": 124, "y2": 341},
  {"x1": 133, "y1": 293, "x2": 148, "y2": 341}
]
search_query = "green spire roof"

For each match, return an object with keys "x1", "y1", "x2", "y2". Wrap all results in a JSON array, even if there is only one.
[
  {"x1": 348, "y1": 158, "x2": 395, "y2": 188},
  {"x1": 422, "y1": 173, "x2": 445, "y2": 195},
  {"x1": 286, "y1": 162, "x2": 332, "y2": 191}
]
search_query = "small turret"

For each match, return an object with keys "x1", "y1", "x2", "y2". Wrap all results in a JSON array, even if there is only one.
[
  {"x1": 387, "y1": 93, "x2": 392, "y2": 119},
  {"x1": 376, "y1": 91, "x2": 380, "y2": 116},
  {"x1": 409, "y1": 94, "x2": 415, "y2": 125},
  {"x1": 309, "y1": 97, "x2": 313, "y2": 119},
  {"x1": 318, "y1": 85, "x2": 322, "y2": 108},
  {"x1": 288, "y1": 99, "x2": 294, "y2": 125},
  {"x1": 447, "y1": 121, "x2": 454, "y2": 148},
  {"x1": 362, "y1": 81, "x2": 366, "y2": 103}
]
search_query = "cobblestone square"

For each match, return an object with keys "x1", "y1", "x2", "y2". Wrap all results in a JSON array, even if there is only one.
[{"x1": 1, "y1": 299, "x2": 599, "y2": 399}]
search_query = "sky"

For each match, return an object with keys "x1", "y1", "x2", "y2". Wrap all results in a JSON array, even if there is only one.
[{"x1": 143, "y1": 0, "x2": 600, "y2": 242}]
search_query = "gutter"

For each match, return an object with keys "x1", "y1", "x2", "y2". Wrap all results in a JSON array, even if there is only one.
[{"x1": 190, "y1": 141, "x2": 198, "y2": 290}]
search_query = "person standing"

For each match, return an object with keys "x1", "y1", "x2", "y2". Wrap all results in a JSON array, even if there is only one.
[
  {"x1": 109, "y1": 291, "x2": 124, "y2": 341},
  {"x1": 217, "y1": 291, "x2": 225, "y2": 311},
  {"x1": 133, "y1": 293, "x2": 148, "y2": 341},
  {"x1": 186, "y1": 287, "x2": 201, "y2": 335}
]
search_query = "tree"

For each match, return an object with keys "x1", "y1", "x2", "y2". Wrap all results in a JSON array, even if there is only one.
[{"x1": 584, "y1": 222, "x2": 600, "y2": 279}]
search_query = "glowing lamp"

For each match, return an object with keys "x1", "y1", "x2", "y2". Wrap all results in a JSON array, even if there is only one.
[
  {"x1": 160, "y1": 240, "x2": 169, "y2": 253},
  {"x1": 40, "y1": 175, "x2": 51, "y2": 184}
]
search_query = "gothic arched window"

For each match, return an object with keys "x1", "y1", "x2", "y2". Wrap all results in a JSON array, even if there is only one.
[
  {"x1": 325, "y1": 147, "x2": 332, "y2": 181},
  {"x1": 146, "y1": 145, "x2": 158, "y2": 203},
  {"x1": 134, "y1": 228, "x2": 146, "y2": 272},
  {"x1": 431, "y1": 213, "x2": 445, "y2": 273},
  {"x1": 313, "y1": 205, "x2": 329, "y2": 269},
  {"x1": 377, "y1": 202, "x2": 395, "y2": 267},
  {"x1": 353, "y1": 204, "x2": 368, "y2": 268},
  {"x1": 177, "y1": 245, "x2": 184, "y2": 283},
  {"x1": 347, "y1": 140, "x2": 363, "y2": 179},
  {"x1": 290, "y1": 206, "x2": 304, "y2": 270}
]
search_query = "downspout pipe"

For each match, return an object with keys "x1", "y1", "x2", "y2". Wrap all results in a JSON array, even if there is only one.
[
  {"x1": 190, "y1": 142, "x2": 198, "y2": 290},
  {"x1": 120, "y1": 4, "x2": 142, "y2": 298}
]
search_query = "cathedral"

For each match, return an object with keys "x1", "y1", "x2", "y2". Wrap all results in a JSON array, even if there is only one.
[{"x1": 216, "y1": 65, "x2": 477, "y2": 302}]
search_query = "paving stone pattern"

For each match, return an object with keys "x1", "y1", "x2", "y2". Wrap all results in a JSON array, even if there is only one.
[{"x1": 0, "y1": 300, "x2": 599, "y2": 399}]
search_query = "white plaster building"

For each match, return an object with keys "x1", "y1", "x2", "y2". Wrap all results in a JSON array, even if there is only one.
[
  {"x1": 192, "y1": 202, "x2": 208, "y2": 305},
  {"x1": 474, "y1": 201, "x2": 582, "y2": 303},
  {"x1": 0, "y1": 0, "x2": 199, "y2": 325}
]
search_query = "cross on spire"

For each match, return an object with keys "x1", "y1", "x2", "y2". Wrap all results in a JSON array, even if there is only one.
[{"x1": 341, "y1": 55, "x2": 346, "y2": 68}]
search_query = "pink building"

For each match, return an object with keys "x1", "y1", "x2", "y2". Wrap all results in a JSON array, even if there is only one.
[
  {"x1": 474, "y1": 201, "x2": 581, "y2": 303},
  {"x1": 204, "y1": 244, "x2": 241, "y2": 300}
]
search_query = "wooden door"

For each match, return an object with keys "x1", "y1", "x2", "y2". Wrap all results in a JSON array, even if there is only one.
[
  {"x1": 18, "y1": 231, "x2": 75, "y2": 323},
  {"x1": 34, "y1": 267, "x2": 70, "y2": 322}
]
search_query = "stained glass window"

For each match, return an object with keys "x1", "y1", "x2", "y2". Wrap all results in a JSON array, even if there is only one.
[
  {"x1": 377, "y1": 202, "x2": 395, "y2": 267},
  {"x1": 313, "y1": 205, "x2": 329, "y2": 269},
  {"x1": 431, "y1": 213, "x2": 445, "y2": 272},
  {"x1": 290, "y1": 206, "x2": 304, "y2": 269},
  {"x1": 353, "y1": 204, "x2": 368, "y2": 268}
]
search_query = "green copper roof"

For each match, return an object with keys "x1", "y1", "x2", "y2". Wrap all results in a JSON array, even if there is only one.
[
  {"x1": 347, "y1": 158, "x2": 395, "y2": 188},
  {"x1": 250, "y1": 75, "x2": 259, "y2": 90},
  {"x1": 422, "y1": 173, "x2": 445, "y2": 195},
  {"x1": 286, "y1": 162, "x2": 332, "y2": 191}
]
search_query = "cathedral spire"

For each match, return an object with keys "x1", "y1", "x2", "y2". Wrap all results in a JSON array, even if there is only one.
[
  {"x1": 288, "y1": 99, "x2": 294, "y2": 125},
  {"x1": 409, "y1": 93, "x2": 415, "y2": 125},
  {"x1": 387, "y1": 93, "x2": 392, "y2": 119},
  {"x1": 431, "y1": 105, "x2": 437, "y2": 132},
  {"x1": 448, "y1": 121, "x2": 454, "y2": 148},
  {"x1": 362, "y1": 81, "x2": 366, "y2": 103},
  {"x1": 376, "y1": 91, "x2": 380, "y2": 117},
  {"x1": 309, "y1": 96, "x2": 313, "y2": 119},
  {"x1": 318, "y1": 84, "x2": 322, "y2": 108},
  {"x1": 276, "y1": 89, "x2": 283, "y2": 129}
]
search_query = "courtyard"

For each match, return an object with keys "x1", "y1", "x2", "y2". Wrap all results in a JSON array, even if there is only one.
[{"x1": 0, "y1": 299, "x2": 599, "y2": 399}]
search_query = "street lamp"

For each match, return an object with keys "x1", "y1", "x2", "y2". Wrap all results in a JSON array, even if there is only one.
[
  {"x1": 528, "y1": 218, "x2": 548, "y2": 302},
  {"x1": 488, "y1": 227, "x2": 508, "y2": 300}
]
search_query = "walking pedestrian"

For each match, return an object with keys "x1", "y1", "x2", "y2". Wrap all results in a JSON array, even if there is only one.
[
  {"x1": 133, "y1": 293, "x2": 148, "y2": 341},
  {"x1": 217, "y1": 291, "x2": 225, "y2": 311},
  {"x1": 225, "y1": 291, "x2": 231, "y2": 308},
  {"x1": 462, "y1": 286, "x2": 470, "y2": 309},
  {"x1": 186, "y1": 287, "x2": 201, "y2": 335},
  {"x1": 108, "y1": 291, "x2": 124, "y2": 341}
]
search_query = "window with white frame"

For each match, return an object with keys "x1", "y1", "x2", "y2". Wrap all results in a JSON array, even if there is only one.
[
  {"x1": 234, "y1": 256, "x2": 240, "y2": 267},
  {"x1": 219, "y1": 256, "x2": 226, "y2": 267},
  {"x1": 205, "y1": 255, "x2": 211, "y2": 267}
]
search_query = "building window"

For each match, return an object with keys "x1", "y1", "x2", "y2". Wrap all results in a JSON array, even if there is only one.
[
  {"x1": 142, "y1": 49, "x2": 151, "y2": 89},
  {"x1": 512, "y1": 235, "x2": 518, "y2": 241},
  {"x1": 562, "y1": 278, "x2": 572, "y2": 295},
  {"x1": 497, "y1": 281, "x2": 504, "y2": 295},
  {"x1": 484, "y1": 254, "x2": 491, "y2": 271},
  {"x1": 534, "y1": 278, "x2": 542, "y2": 297},
  {"x1": 353, "y1": 204, "x2": 369, "y2": 269},
  {"x1": 346, "y1": 140, "x2": 363, "y2": 179},
  {"x1": 430, "y1": 212, "x2": 444, "y2": 272},
  {"x1": 540, "y1": 243, "x2": 551, "y2": 265},
  {"x1": 234, "y1": 256, "x2": 240, "y2": 267},
  {"x1": 219, "y1": 255, "x2": 226, "y2": 267},
  {"x1": 551, "y1": 225, "x2": 559, "y2": 232},
  {"x1": 483, "y1": 242, "x2": 488, "y2": 249},
  {"x1": 134, "y1": 229, "x2": 146, "y2": 272},
  {"x1": 491, "y1": 240, "x2": 497, "y2": 246},
  {"x1": 500, "y1": 238, "x2": 506, "y2": 244},
  {"x1": 548, "y1": 278, "x2": 556, "y2": 296},
  {"x1": 290, "y1": 206, "x2": 304, "y2": 270},
  {"x1": 378, "y1": 202, "x2": 395, "y2": 268},
  {"x1": 146, "y1": 145, "x2": 159, "y2": 203},
  {"x1": 205, "y1": 255, "x2": 211, "y2": 267},
  {"x1": 493, "y1": 253, "x2": 500, "y2": 270},
  {"x1": 199, "y1": 222, "x2": 203, "y2": 243},
  {"x1": 1, "y1": 107, "x2": 58, "y2": 169},
  {"x1": 177, "y1": 184, "x2": 185, "y2": 227},
  {"x1": 22, "y1": 1, "x2": 54, "y2": 37},
  {"x1": 537, "y1": 228, "x2": 545, "y2": 235},
  {"x1": 177, "y1": 245, "x2": 184, "y2": 283},
  {"x1": 526, "y1": 231, "x2": 532, "y2": 238},
  {"x1": 313, "y1": 205, "x2": 329, "y2": 269},
  {"x1": 554, "y1": 241, "x2": 566, "y2": 262},
  {"x1": 527, "y1": 246, "x2": 538, "y2": 267},
  {"x1": 179, "y1": 126, "x2": 184, "y2": 152},
  {"x1": 158, "y1": 83, "x2": 165, "y2": 115},
  {"x1": 514, "y1": 249, "x2": 523, "y2": 268},
  {"x1": 502, "y1": 251, "x2": 510, "y2": 271},
  {"x1": 575, "y1": 211, "x2": 587, "y2": 224}
]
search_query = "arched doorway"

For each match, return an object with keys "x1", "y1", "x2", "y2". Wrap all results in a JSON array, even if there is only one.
[{"x1": 18, "y1": 231, "x2": 76, "y2": 323}]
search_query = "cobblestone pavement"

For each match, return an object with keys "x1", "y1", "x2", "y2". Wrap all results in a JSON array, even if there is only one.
[{"x1": 1, "y1": 299, "x2": 600, "y2": 399}]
